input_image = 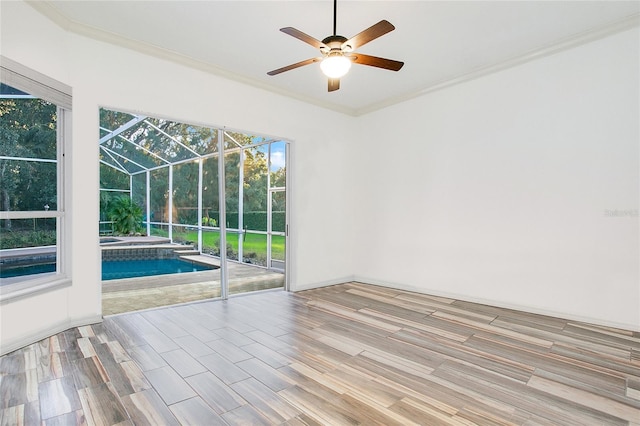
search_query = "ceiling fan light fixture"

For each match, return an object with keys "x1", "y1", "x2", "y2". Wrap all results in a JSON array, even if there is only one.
[
  {"x1": 267, "y1": 0, "x2": 403, "y2": 91},
  {"x1": 320, "y1": 54, "x2": 351, "y2": 78}
]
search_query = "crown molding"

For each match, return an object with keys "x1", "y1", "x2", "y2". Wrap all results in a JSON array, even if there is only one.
[
  {"x1": 26, "y1": 2, "x2": 639, "y2": 117},
  {"x1": 25, "y1": 0, "x2": 359, "y2": 116},
  {"x1": 355, "y1": 13, "x2": 640, "y2": 116}
]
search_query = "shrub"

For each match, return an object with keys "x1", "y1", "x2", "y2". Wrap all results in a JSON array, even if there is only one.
[
  {"x1": 0, "y1": 229, "x2": 56, "y2": 249},
  {"x1": 108, "y1": 196, "x2": 144, "y2": 235},
  {"x1": 203, "y1": 211, "x2": 284, "y2": 232}
]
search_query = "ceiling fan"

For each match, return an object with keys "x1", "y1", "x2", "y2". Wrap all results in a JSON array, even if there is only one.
[{"x1": 267, "y1": 0, "x2": 404, "y2": 92}]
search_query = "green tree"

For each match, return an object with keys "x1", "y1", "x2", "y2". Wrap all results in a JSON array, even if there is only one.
[
  {"x1": 271, "y1": 167, "x2": 286, "y2": 189},
  {"x1": 149, "y1": 167, "x2": 169, "y2": 222},
  {"x1": 0, "y1": 96, "x2": 57, "y2": 230},
  {"x1": 202, "y1": 156, "x2": 219, "y2": 222},
  {"x1": 100, "y1": 162, "x2": 129, "y2": 190},
  {"x1": 225, "y1": 152, "x2": 240, "y2": 216},
  {"x1": 173, "y1": 162, "x2": 199, "y2": 224},
  {"x1": 243, "y1": 148, "x2": 268, "y2": 212}
]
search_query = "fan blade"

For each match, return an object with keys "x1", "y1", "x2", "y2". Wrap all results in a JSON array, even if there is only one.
[
  {"x1": 267, "y1": 57, "x2": 322, "y2": 76},
  {"x1": 280, "y1": 27, "x2": 327, "y2": 49},
  {"x1": 328, "y1": 78, "x2": 340, "y2": 92},
  {"x1": 349, "y1": 53, "x2": 404, "y2": 71},
  {"x1": 342, "y1": 20, "x2": 395, "y2": 51}
]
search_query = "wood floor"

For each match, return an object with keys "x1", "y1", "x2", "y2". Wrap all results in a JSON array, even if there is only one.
[{"x1": 1, "y1": 282, "x2": 639, "y2": 425}]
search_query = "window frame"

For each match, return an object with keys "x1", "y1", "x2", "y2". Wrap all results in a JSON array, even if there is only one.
[{"x1": 0, "y1": 57, "x2": 72, "y2": 303}]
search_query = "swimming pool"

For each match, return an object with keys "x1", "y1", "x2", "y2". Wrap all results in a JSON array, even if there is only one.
[
  {"x1": 103, "y1": 258, "x2": 216, "y2": 280},
  {"x1": 0, "y1": 258, "x2": 217, "y2": 281},
  {"x1": 0, "y1": 262, "x2": 56, "y2": 280}
]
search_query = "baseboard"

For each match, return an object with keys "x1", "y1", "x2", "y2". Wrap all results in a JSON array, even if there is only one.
[
  {"x1": 291, "y1": 276, "x2": 356, "y2": 292},
  {"x1": 351, "y1": 276, "x2": 640, "y2": 333},
  {"x1": 1, "y1": 314, "x2": 103, "y2": 356}
]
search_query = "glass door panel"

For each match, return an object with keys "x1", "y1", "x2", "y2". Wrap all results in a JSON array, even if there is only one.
[
  {"x1": 226, "y1": 140, "x2": 286, "y2": 296},
  {"x1": 269, "y1": 190, "x2": 286, "y2": 271}
]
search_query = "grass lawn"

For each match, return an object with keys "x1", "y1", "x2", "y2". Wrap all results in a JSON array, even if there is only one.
[{"x1": 158, "y1": 228, "x2": 285, "y2": 260}]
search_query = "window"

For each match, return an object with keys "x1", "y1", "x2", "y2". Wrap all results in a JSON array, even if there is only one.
[{"x1": 0, "y1": 58, "x2": 71, "y2": 300}]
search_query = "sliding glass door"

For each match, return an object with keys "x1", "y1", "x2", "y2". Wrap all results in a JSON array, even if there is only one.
[{"x1": 99, "y1": 108, "x2": 288, "y2": 313}]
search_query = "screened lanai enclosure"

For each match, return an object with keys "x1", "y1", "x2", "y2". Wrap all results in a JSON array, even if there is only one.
[{"x1": 99, "y1": 108, "x2": 288, "y2": 314}]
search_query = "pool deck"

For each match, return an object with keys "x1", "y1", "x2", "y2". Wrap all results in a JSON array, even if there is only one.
[
  {"x1": 100, "y1": 238, "x2": 285, "y2": 315},
  {"x1": 102, "y1": 254, "x2": 284, "y2": 315}
]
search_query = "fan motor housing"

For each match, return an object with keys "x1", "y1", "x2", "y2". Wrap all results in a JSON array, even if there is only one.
[{"x1": 321, "y1": 35, "x2": 349, "y2": 53}]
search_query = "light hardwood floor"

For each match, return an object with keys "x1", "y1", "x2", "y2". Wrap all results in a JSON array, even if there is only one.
[{"x1": 1, "y1": 282, "x2": 639, "y2": 425}]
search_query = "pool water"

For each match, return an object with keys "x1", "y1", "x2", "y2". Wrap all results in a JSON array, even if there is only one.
[
  {"x1": 1, "y1": 258, "x2": 216, "y2": 281},
  {"x1": 0, "y1": 263, "x2": 56, "y2": 279},
  {"x1": 102, "y1": 258, "x2": 216, "y2": 280}
]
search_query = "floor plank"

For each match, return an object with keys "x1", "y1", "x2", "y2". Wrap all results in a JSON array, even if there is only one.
[
  {"x1": 143, "y1": 366, "x2": 196, "y2": 405},
  {"x1": 168, "y1": 396, "x2": 227, "y2": 425},
  {"x1": 77, "y1": 382, "x2": 128, "y2": 426},
  {"x1": 159, "y1": 349, "x2": 207, "y2": 378},
  {"x1": 184, "y1": 371, "x2": 246, "y2": 415},
  {"x1": 38, "y1": 376, "x2": 82, "y2": 420},
  {"x1": 119, "y1": 388, "x2": 179, "y2": 426}
]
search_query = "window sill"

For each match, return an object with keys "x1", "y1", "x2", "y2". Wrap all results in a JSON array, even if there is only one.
[{"x1": 0, "y1": 275, "x2": 72, "y2": 304}]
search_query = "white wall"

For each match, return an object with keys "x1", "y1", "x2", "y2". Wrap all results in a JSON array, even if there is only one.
[
  {"x1": 68, "y1": 34, "x2": 358, "y2": 290},
  {"x1": 1, "y1": 0, "x2": 357, "y2": 354},
  {"x1": 0, "y1": 0, "x2": 90, "y2": 354},
  {"x1": 354, "y1": 28, "x2": 640, "y2": 330},
  {"x1": 1, "y1": 1, "x2": 638, "y2": 355}
]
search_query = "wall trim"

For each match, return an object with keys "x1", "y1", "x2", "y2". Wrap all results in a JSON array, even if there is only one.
[
  {"x1": 291, "y1": 276, "x2": 356, "y2": 293},
  {"x1": 0, "y1": 314, "x2": 102, "y2": 356},
  {"x1": 351, "y1": 276, "x2": 640, "y2": 333},
  {"x1": 0, "y1": 278, "x2": 71, "y2": 305}
]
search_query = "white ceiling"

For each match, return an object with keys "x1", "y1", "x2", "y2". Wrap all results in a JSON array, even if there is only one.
[{"x1": 30, "y1": 1, "x2": 640, "y2": 116}]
